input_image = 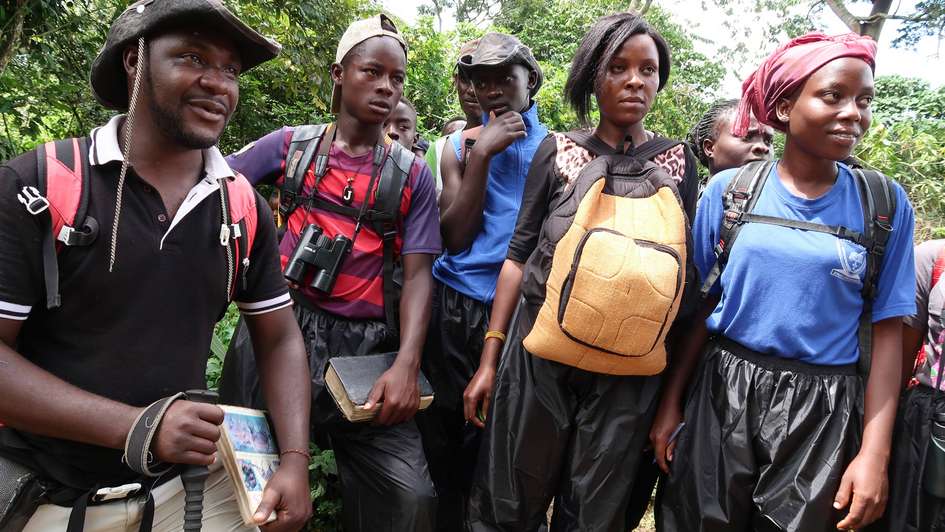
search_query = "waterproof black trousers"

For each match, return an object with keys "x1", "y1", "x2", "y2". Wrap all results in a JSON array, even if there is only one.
[
  {"x1": 865, "y1": 384, "x2": 945, "y2": 532},
  {"x1": 218, "y1": 298, "x2": 436, "y2": 532},
  {"x1": 657, "y1": 338, "x2": 863, "y2": 532},
  {"x1": 415, "y1": 281, "x2": 490, "y2": 532},
  {"x1": 466, "y1": 305, "x2": 661, "y2": 532}
]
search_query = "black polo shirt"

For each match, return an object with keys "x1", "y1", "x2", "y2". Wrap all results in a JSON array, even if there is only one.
[{"x1": 0, "y1": 115, "x2": 290, "y2": 485}]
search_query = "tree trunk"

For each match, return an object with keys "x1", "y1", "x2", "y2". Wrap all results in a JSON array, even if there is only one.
[
  {"x1": 862, "y1": 0, "x2": 894, "y2": 40},
  {"x1": 0, "y1": 0, "x2": 28, "y2": 76},
  {"x1": 824, "y1": 0, "x2": 894, "y2": 40}
]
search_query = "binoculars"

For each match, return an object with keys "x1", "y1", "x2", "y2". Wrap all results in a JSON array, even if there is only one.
[{"x1": 284, "y1": 224, "x2": 351, "y2": 294}]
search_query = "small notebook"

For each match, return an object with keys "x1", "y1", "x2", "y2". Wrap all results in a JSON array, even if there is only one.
[
  {"x1": 325, "y1": 352, "x2": 435, "y2": 422},
  {"x1": 217, "y1": 405, "x2": 279, "y2": 526}
]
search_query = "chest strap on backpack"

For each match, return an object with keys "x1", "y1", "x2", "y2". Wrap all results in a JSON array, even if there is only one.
[
  {"x1": 22, "y1": 138, "x2": 99, "y2": 309},
  {"x1": 699, "y1": 160, "x2": 773, "y2": 297}
]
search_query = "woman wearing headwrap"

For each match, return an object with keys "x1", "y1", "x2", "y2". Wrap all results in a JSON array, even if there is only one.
[{"x1": 651, "y1": 33, "x2": 917, "y2": 531}]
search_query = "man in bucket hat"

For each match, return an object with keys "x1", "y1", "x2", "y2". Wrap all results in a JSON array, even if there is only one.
[
  {"x1": 416, "y1": 32, "x2": 547, "y2": 531},
  {"x1": 223, "y1": 13, "x2": 440, "y2": 532},
  {"x1": 0, "y1": 1, "x2": 311, "y2": 530}
]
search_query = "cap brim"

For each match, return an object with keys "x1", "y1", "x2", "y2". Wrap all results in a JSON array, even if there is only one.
[{"x1": 91, "y1": 3, "x2": 281, "y2": 111}]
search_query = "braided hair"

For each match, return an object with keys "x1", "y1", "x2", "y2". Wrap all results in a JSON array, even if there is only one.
[{"x1": 687, "y1": 99, "x2": 739, "y2": 169}]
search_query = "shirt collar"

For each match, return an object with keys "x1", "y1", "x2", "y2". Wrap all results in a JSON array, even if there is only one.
[
  {"x1": 481, "y1": 101, "x2": 541, "y2": 131},
  {"x1": 88, "y1": 115, "x2": 236, "y2": 181}
]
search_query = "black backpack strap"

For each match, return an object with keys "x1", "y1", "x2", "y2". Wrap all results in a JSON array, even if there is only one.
[
  {"x1": 852, "y1": 168, "x2": 896, "y2": 377},
  {"x1": 280, "y1": 124, "x2": 330, "y2": 222},
  {"x1": 631, "y1": 136, "x2": 682, "y2": 162},
  {"x1": 700, "y1": 160, "x2": 773, "y2": 297},
  {"x1": 372, "y1": 143, "x2": 413, "y2": 331}
]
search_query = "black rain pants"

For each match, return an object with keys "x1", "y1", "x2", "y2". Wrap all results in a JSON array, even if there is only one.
[
  {"x1": 415, "y1": 281, "x2": 490, "y2": 532},
  {"x1": 466, "y1": 303, "x2": 661, "y2": 532},
  {"x1": 218, "y1": 295, "x2": 436, "y2": 532},
  {"x1": 657, "y1": 337, "x2": 863, "y2": 532},
  {"x1": 864, "y1": 383, "x2": 945, "y2": 532}
]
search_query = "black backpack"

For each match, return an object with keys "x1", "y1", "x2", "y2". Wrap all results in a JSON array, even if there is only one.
[
  {"x1": 700, "y1": 160, "x2": 896, "y2": 376},
  {"x1": 278, "y1": 124, "x2": 415, "y2": 331}
]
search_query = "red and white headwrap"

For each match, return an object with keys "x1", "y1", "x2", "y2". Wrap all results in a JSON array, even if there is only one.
[{"x1": 732, "y1": 32, "x2": 877, "y2": 137}]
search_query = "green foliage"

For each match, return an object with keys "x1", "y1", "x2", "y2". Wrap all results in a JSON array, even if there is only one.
[
  {"x1": 207, "y1": 304, "x2": 241, "y2": 390},
  {"x1": 401, "y1": 15, "x2": 458, "y2": 138},
  {"x1": 307, "y1": 443, "x2": 343, "y2": 532},
  {"x1": 855, "y1": 119, "x2": 945, "y2": 241},
  {"x1": 872, "y1": 75, "x2": 945, "y2": 124}
]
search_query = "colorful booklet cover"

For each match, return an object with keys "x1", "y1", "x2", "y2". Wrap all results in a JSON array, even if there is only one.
[{"x1": 217, "y1": 405, "x2": 280, "y2": 525}]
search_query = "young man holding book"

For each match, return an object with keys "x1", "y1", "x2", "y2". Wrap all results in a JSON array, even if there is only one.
[
  {"x1": 223, "y1": 14, "x2": 442, "y2": 532},
  {"x1": 0, "y1": 1, "x2": 312, "y2": 530},
  {"x1": 416, "y1": 33, "x2": 548, "y2": 531}
]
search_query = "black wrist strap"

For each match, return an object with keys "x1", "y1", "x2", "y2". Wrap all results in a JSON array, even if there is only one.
[{"x1": 123, "y1": 392, "x2": 185, "y2": 477}]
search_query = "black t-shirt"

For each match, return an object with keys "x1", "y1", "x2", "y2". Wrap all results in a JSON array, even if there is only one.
[
  {"x1": 0, "y1": 117, "x2": 290, "y2": 486},
  {"x1": 507, "y1": 131, "x2": 699, "y2": 264}
]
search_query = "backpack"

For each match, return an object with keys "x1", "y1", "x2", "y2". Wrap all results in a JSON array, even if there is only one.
[
  {"x1": 16, "y1": 137, "x2": 258, "y2": 310},
  {"x1": 521, "y1": 131, "x2": 690, "y2": 376},
  {"x1": 909, "y1": 245, "x2": 945, "y2": 386},
  {"x1": 699, "y1": 160, "x2": 896, "y2": 377},
  {"x1": 277, "y1": 124, "x2": 415, "y2": 331}
]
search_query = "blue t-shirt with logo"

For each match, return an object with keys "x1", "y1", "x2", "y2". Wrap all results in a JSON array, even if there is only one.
[{"x1": 695, "y1": 162, "x2": 916, "y2": 365}]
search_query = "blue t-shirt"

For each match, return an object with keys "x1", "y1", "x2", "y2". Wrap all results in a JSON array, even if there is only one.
[
  {"x1": 695, "y1": 162, "x2": 916, "y2": 365},
  {"x1": 432, "y1": 102, "x2": 548, "y2": 303}
]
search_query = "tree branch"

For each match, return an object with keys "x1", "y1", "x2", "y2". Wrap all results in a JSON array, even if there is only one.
[
  {"x1": 0, "y1": 0, "x2": 29, "y2": 76},
  {"x1": 824, "y1": 0, "x2": 862, "y2": 33}
]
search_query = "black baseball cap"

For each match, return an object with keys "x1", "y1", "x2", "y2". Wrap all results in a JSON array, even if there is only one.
[{"x1": 90, "y1": 0, "x2": 282, "y2": 110}]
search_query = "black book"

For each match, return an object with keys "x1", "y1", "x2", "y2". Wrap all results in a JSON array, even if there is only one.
[{"x1": 325, "y1": 353, "x2": 435, "y2": 422}]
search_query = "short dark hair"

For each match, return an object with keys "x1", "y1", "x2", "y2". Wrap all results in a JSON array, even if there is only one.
[
  {"x1": 565, "y1": 12, "x2": 671, "y2": 126},
  {"x1": 687, "y1": 99, "x2": 739, "y2": 168},
  {"x1": 399, "y1": 96, "x2": 417, "y2": 113}
]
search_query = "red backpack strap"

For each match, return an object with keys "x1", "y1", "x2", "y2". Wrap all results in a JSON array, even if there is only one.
[
  {"x1": 932, "y1": 245, "x2": 945, "y2": 289},
  {"x1": 224, "y1": 173, "x2": 258, "y2": 297},
  {"x1": 18, "y1": 138, "x2": 96, "y2": 308}
]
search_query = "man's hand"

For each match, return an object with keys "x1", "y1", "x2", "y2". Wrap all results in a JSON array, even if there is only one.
[
  {"x1": 649, "y1": 397, "x2": 684, "y2": 474},
  {"x1": 254, "y1": 454, "x2": 313, "y2": 532},
  {"x1": 151, "y1": 400, "x2": 225, "y2": 466},
  {"x1": 474, "y1": 111, "x2": 526, "y2": 157},
  {"x1": 834, "y1": 451, "x2": 889, "y2": 530},
  {"x1": 364, "y1": 359, "x2": 421, "y2": 426}
]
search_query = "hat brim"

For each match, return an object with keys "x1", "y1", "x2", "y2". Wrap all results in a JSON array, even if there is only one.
[
  {"x1": 456, "y1": 57, "x2": 544, "y2": 97},
  {"x1": 91, "y1": 2, "x2": 281, "y2": 111}
]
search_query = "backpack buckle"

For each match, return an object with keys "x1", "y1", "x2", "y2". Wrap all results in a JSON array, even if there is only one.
[
  {"x1": 381, "y1": 223, "x2": 398, "y2": 242},
  {"x1": 713, "y1": 240, "x2": 726, "y2": 259},
  {"x1": 17, "y1": 186, "x2": 50, "y2": 216},
  {"x1": 93, "y1": 482, "x2": 142, "y2": 503},
  {"x1": 219, "y1": 224, "x2": 231, "y2": 246}
]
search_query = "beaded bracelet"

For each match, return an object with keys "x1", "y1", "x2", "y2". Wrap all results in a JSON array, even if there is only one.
[{"x1": 279, "y1": 448, "x2": 311, "y2": 460}]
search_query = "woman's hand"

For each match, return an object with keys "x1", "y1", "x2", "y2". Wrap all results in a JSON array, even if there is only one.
[
  {"x1": 834, "y1": 450, "x2": 889, "y2": 530},
  {"x1": 649, "y1": 396, "x2": 684, "y2": 474}
]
